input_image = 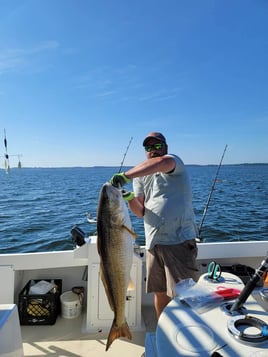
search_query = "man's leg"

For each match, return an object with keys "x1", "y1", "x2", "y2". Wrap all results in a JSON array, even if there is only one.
[{"x1": 154, "y1": 291, "x2": 171, "y2": 319}]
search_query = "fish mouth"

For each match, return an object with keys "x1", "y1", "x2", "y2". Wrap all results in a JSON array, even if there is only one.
[
  {"x1": 102, "y1": 182, "x2": 121, "y2": 199},
  {"x1": 102, "y1": 183, "x2": 109, "y2": 199}
]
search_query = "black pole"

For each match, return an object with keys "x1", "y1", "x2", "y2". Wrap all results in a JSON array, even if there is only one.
[
  {"x1": 4, "y1": 128, "x2": 8, "y2": 153},
  {"x1": 230, "y1": 255, "x2": 268, "y2": 313},
  {"x1": 198, "y1": 144, "x2": 228, "y2": 240},
  {"x1": 3, "y1": 128, "x2": 10, "y2": 172}
]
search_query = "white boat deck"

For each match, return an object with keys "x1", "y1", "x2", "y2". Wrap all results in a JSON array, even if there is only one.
[
  {"x1": 20, "y1": 290, "x2": 268, "y2": 357},
  {"x1": 21, "y1": 306, "x2": 157, "y2": 357},
  {"x1": 1, "y1": 240, "x2": 268, "y2": 356}
]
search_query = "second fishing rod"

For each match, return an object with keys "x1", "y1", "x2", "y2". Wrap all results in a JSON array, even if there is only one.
[{"x1": 198, "y1": 144, "x2": 228, "y2": 241}]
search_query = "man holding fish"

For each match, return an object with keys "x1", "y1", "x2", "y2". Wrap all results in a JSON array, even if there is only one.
[{"x1": 110, "y1": 132, "x2": 199, "y2": 319}]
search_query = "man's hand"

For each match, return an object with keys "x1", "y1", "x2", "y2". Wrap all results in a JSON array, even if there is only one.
[
  {"x1": 122, "y1": 190, "x2": 134, "y2": 202},
  {"x1": 110, "y1": 172, "x2": 130, "y2": 188}
]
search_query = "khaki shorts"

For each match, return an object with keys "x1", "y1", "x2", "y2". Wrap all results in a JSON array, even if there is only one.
[{"x1": 146, "y1": 239, "x2": 199, "y2": 297}]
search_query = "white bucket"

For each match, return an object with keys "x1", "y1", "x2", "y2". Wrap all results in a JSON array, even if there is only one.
[{"x1": 60, "y1": 291, "x2": 82, "y2": 319}]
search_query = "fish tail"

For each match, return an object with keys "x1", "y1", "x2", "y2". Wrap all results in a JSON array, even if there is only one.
[{"x1": 106, "y1": 319, "x2": 132, "y2": 351}]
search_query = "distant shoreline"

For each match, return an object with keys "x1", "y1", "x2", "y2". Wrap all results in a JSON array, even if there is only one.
[{"x1": 1, "y1": 163, "x2": 268, "y2": 170}]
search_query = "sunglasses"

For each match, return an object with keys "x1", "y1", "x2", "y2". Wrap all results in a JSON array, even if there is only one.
[{"x1": 145, "y1": 143, "x2": 164, "y2": 152}]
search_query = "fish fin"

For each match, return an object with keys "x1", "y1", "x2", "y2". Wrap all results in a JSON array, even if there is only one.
[
  {"x1": 122, "y1": 225, "x2": 137, "y2": 240},
  {"x1": 127, "y1": 277, "x2": 135, "y2": 291},
  {"x1": 99, "y1": 263, "x2": 115, "y2": 312},
  {"x1": 106, "y1": 319, "x2": 132, "y2": 351}
]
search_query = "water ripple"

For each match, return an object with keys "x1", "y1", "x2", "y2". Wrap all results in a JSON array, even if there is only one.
[{"x1": 0, "y1": 165, "x2": 267, "y2": 253}]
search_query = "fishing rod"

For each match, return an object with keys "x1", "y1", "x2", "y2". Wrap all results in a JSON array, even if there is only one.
[
  {"x1": 118, "y1": 136, "x2": 133, "y2": 173},
  {"x1": 198, "y1": 144, "x2": 228, "y2": 241},
  {"x1": 230, "y1": 254, "x2": 268, "y2": 313},
  {"x1": 85, "y1": 136, "x2": 133, "y2": 225}
]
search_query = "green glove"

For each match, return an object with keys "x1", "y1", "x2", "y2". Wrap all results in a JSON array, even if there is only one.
[
  {"x1": 110, "y1": 172, "x2": 130, "y2": 188},
  {"x1": 122, "y1": 190, "x2": 135, "y2": 202}
]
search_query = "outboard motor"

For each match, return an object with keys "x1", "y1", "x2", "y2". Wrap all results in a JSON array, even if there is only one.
[{"x1": 71, "y1": 226, "x2": 87, "y2": 247}]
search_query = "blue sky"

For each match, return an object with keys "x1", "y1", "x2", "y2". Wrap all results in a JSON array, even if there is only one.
[{"x1": 1, "y1": 0, "x2": 267, "y2": 168}]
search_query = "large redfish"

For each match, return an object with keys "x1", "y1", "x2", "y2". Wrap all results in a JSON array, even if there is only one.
[{"x1": 97, "y1": 182, "x2": 136, "y2": 351}]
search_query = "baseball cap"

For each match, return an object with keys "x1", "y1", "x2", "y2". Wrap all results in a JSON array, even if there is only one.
[{"x1": 143, "y1": 132, "x2": 167, "y2": 146}]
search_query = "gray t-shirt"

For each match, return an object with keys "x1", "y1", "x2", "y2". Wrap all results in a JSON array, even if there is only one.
[{"x1": 133, "y1": 154, "x2": 197, "y2": 250}]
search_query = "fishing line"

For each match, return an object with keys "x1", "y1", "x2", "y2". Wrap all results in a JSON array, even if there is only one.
[
  {"x1": 198, "y1": 144, "x2": 228, "y2": 241},
  {"x1": 118, "y1": 136, "x2": 133, "y2": 173}
]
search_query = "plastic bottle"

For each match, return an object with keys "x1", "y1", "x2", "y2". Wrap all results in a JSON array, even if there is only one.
[{"x1": 50, "y1": 279, "x2": 57, "y2": 294}]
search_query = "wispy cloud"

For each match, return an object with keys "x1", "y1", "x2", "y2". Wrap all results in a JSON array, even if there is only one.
[
  {"x1": 0, "y1": 41, "x2": 59, "y2": 75},
  {"x1": 29, "y1": 41, "x2": 59, "y2": 53},
  {"x1": 95, "y1": 90, "x2": 117, "y2": 97},
  {"x1": 75, "y1": 64, "x2": 181, "y2": 103},
  {"x1": 138, "y1": 88, "x2": 181, "y2": 102}
]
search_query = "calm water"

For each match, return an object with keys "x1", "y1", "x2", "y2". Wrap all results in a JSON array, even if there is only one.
[{"x1": 0, "y1": 165, "x2": 268, "y2": 254}]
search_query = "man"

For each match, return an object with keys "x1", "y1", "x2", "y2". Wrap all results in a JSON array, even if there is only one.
[{"x1": 110, "y1": 132, "x2": 199, "y2": 319}]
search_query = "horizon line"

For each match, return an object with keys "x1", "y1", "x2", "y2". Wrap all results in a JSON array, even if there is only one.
[{"x1": 1, "y1": 162, "x2": 268, "y2": 170}]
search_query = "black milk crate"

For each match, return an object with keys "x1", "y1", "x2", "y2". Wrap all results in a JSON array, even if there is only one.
[{"x1": 18, "y1": 279, "x2": 62, "y2": 325}]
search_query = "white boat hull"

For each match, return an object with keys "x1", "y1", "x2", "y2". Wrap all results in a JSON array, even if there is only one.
[{"x1": 0, "y1": 239, "x2": 267, "y2": 356}]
